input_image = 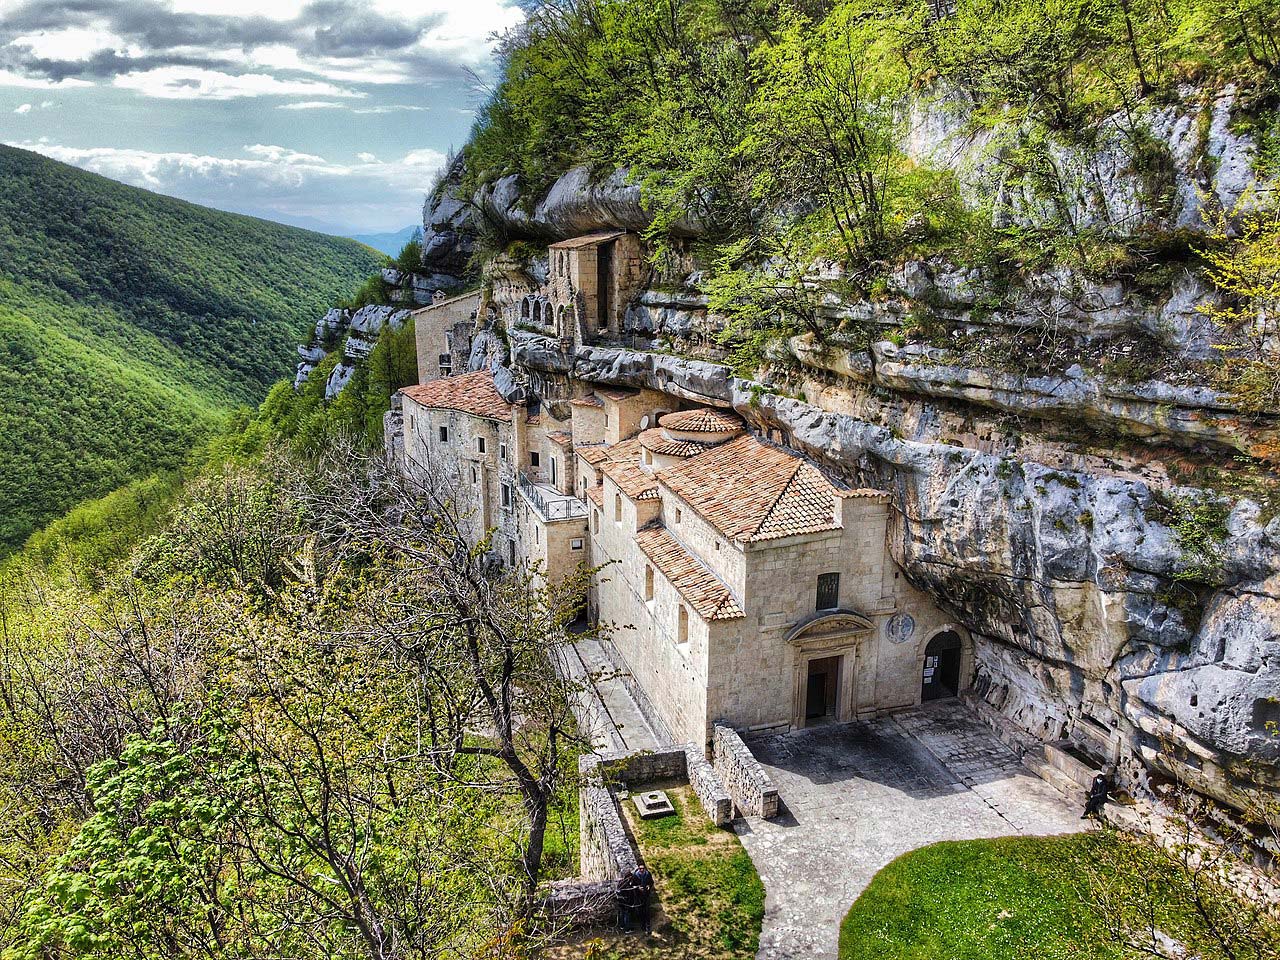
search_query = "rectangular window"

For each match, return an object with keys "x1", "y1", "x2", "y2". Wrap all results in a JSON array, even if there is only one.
[
  {"x1": 614, "y1": 494, "x2": 622, "y2": 523},
  {"x1": 817, "y1": 572, "x2": 841, "y2": 611},
  {"x1": 550, "y1": 458, "x2": 557, "y2": 486},
  {"x1": 674, "y1": 507, "x2": 683, "y2": 524},
  {"x1": 477, "y1": 436, "x2": 486, "y2": 454},
  {"x1": 499, "y1": 442, "x2": 507, "y2": 461},
  {"x1": 438, "y1": 353, "x2": 451, "y2": 367},
  {"x1": 501, "y1": 483, "x2": 512, "y2": 509},
  {"x1": 677, "y1": 605, "x2": 689, "y2": 644},
  {"x1": 471, "y1": 466, "x2": 478, "y2": 485},
  {"x1": 508, "y1": 540, "x2": 516, "y2": 566},
  {"x1": 530, "y1": 451, "x2": 540, "y2": 468},
  {"x1": 644, "y1": 565, "x2": 654, "y2": 601},
  {"x1": 439, "y1": 425, "x2": 449, "y2": 443},
  {"x1": 571, "y1": 538, "x2": 584, "y2": 551}
]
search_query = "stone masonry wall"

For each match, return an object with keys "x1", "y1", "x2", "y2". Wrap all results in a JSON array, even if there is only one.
[{"x1": 713, "y1": 723, "x2": 780, "y2": 818}]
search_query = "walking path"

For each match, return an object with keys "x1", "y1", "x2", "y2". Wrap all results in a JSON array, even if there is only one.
[
  {"x1": 735, "y1": 700, "x2": 1087, "y2": 960},
  {"x1": 560, "y1": 636, "x2": 662, "y2": 754}
]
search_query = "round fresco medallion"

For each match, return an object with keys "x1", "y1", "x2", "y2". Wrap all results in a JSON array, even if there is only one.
[{"x1": 885, "y1": 613, "x2": 916, "y2": 644}]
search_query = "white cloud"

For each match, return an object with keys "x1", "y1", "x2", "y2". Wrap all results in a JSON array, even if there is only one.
[
  {"x1": 112, "y1": 66, "x2": 362, "y2": 101},
  {"x1": 13, "y1": 102, "x2": 30, "y2": 113},
  {"x1": 357, "y1": 151, "x2": 378, "y2": 163},
  {"x1": 12, "y1": 27, "x2": 132, "y2": 62},
  {"x1": 7, "y1": 140, "x2": 446, "y2": 233},
  {"x1": 277, "y1": 100, "x2": 347, "y2": 110},
  {"x1": 353, "y1": 104, "x2": 427, "y2": 115}
]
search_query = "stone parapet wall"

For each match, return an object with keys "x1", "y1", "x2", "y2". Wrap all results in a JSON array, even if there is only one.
[
  {"x1": 595, "y1": 744, "x2": 733, "y2": 827},
  {"x1": 542, "y1": 879, "x2": 618, "y2": 927},
  {"x1": 578, "y1": 755, "x2": 639, "y2": 882},
  {"x1": 713, "y1": 723, "x2": 780, "y2": 819},
  {"x1": 685, "y1": 747, "x2": 733, "y2": 826}
]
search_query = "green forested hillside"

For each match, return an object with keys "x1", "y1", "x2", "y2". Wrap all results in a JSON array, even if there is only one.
[{"x1": 0, "y1": 145, "x2": 384, "y2": 550}]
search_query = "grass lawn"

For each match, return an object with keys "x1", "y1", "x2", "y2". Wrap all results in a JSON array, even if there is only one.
[
  {"x1": 549, "y1": 783, "x2": 765, "y2": 960},
  {"x1": 839, "y1": 833, "x2": 1279, "y2": 960}
]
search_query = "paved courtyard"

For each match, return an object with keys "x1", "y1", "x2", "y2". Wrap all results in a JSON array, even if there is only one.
[{"x1": 735, "y1": 699, "x2": 1087, "y2": 959}]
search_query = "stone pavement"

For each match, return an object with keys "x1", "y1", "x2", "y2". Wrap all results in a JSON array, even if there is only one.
[
  {"x1": 735, "y1": 699, "x2": 1087, "y2": 959},
  {"x1": 560, "y1": 636, "x2": 662, "y2": 753}
]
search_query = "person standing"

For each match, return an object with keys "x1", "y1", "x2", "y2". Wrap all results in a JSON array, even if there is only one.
[
  {"x1": 617, "y1": 869, "x2": 639, "y2": 931},
  {"x1": 1082, "y1": 771, "x2": 1110, "y2": 819},
  {"x1": 632, "y1": 864, "x2": 655, "y2": 935}
]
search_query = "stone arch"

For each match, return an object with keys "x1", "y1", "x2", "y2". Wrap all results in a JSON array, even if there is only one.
[
  {"x1": 520, "y1": 297, "x2": 531, "y2": 319},
  {"x1": 919, "y1": 626, "x2": 967, "y2": 702}
]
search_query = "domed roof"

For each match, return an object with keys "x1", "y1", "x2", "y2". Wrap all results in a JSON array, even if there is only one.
[
  {"x1": 639, "y1": 428, "x2": 710, "y2": 458},
  {"x1": 657, "y1": 407, "x2": 743, "y2": 433}
]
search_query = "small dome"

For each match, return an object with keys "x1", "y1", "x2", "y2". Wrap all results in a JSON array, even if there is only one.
[
  {"x1": 639, "y1": 428, "x2": 710, "y2": 459},
  {"x1": 657, "y1": 408, "x2": 743, "y2": 433}
]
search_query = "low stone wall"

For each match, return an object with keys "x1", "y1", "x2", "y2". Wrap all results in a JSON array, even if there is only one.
[
  {"x1": 685, "y1": 747, "x2": 734, "y2": 827},
  {"x1": 578, "y1": 755, "x2": 639, "y2": 882},
  {"x1": 542, "y1": 879, "x2": 618, "y2": 927},
  {"x1": 713, "y1": 723, "x2": 780, "y2": 819},
  {"x1": 596, "y1": 745, "x2": 733, "y2": 827},
  {"x1": 553, "y1": 745, "x2": 735, "y2": 928}
]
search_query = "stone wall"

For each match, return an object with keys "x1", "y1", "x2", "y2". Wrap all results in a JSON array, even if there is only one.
[
  {"x1": 577, "y1": 754, "x2": 639, "y2": 882},
  {"x1": 713, "y1": 723, "x2": 780, "y2": 819},
  {"x1": 595, "y1": 744, "x2": 733, "y2": 827}
]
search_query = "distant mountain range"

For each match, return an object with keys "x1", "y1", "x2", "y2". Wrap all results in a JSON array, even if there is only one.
[
  {"x1": 0, "y1": 144, "x2": 384, "y2": 551},
  {"x1": 349, "y1": 225, "x2": 421, "y2": 256}
]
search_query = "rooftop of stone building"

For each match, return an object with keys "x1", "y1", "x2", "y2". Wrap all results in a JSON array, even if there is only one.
[
  {"x1": 636, "y1": 521, "x2": 744, "y2": 621},
  {"x1": 638, "y1": 427, "x2": 715, "y2": 459},
  {"x1": 548, "y1": 230, "x2": 626, "y2": 250},
  {"x1": 400, "y1": 370, "x2": 513, "y2": 422},
  {"x1": 658, "y1": 434, "x2": 882, "y2": 543},
  {"x1": 658, "y1": 407, "x2": 744, "y2": 433},
  {"x1": 409, "y1": 289, "x2": 481, "y2": 314}
]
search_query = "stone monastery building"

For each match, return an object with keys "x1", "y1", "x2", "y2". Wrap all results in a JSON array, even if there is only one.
[{"x1": 394, "y1": 234, "x2": 969, "y2": 748}]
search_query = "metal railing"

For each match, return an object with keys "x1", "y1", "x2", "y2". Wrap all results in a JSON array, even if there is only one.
[{"x1": 517, "y1": 472, "x2": 588, "y2": 523}]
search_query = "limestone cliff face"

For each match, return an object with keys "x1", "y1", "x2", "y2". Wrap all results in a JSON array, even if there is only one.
[{"x1": 423, "y1": 88, "x2": 1280, "y2": 807}]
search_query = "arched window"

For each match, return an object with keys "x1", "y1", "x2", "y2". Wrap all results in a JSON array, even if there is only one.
[{"x1": 520, "y1": 297, "x2": 530, "y2": 319}]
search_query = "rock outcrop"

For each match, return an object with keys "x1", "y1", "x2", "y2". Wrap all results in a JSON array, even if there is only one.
[{"x1": 415, "y1": 81, "x2": 1280, "y2": 809}]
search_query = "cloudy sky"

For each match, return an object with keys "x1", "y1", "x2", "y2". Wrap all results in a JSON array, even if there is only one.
[{"x1": 0, "y1": 0, "x2": 523, "y2": 234}]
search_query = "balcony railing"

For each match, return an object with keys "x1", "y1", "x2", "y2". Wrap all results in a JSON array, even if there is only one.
[{"x1": 517, "y1": 472, "x2": 587, "y2": 523}]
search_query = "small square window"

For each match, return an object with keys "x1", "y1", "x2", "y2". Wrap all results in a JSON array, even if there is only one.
[
  {"x1": 439, "y1": 425, "x2": 449, "y2": 443},
  {"x1": 570, "y1": 538, "x2": 584, "y2": 551}
]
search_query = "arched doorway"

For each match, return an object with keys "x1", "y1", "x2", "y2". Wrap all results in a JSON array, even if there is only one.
[{"x1": 921, "y1": 630, "x2": 962, "y2": 701}]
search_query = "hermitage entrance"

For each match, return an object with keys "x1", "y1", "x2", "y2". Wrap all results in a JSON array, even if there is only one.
[
  {"x1": 920, "y1": 630, "x2": 962, "y2": 701},
  {"x1": 787, "y1": 609, "x2": 875, "y2": 729}
]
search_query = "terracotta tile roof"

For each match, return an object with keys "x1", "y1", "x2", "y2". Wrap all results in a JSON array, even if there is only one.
[
  {"x1": 639, "y1": 428, "x2": 713, "y2": 459},
  {"x1": 586, "y1": 485, "x2": 604, "y2": 507},
  {"x1": 548, "y1": 430, "x2": 574, "y2": 448},
  {"x1": 575, "y1": 444, "x2": 610, "y2": 466},
  {"x1": 599, "y1": 387, "x2": 637, "y2": 403},
  {"x1": 636, "y1": 523, "x2": 744, "y2": 621},
  {"x1": 549, "y1": 231, "x2": 626, "y2": 250},
  {"x1": 401, "y1": 371, "x2": 512, "y2": 422},
  {"x1": 604, "y1": 461, "x2": 659, "y2": 501},
  {"x1": 658, "y1": 407, "x2": 743, "y2": 433},
  {"x1": 659, "y1": 435, "x2": 871, "y2": 542},
  {"x1": 570, "y1": 394, "x2": 604, "y2": 408}
]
